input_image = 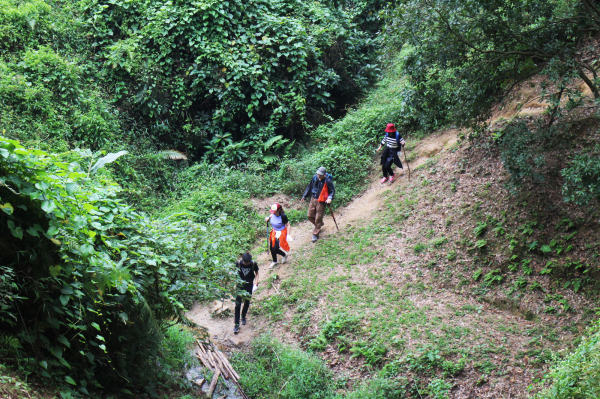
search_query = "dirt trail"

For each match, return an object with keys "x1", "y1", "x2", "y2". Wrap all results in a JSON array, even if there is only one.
[{"x1": 186, "y1": 130, "x2": 459, "y2": 346}]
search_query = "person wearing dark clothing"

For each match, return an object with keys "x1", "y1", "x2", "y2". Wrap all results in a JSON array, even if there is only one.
[
  {"x1": 234, "y1": 253, "x2": 259, "y2": 334},
  {"x1": 376, "y1": 123, "x2": 405, "y2": 183},
  {"x1": 301, "y1": 166, "x2": 335, "y2": 242},
  {"x1": 265, "y1": 203, "x2": 291, "y2": 268}
]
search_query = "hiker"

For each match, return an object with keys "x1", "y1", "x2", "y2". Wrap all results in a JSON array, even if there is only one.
[
  {"x1": 301, "y1": 166, "x2": 335, "y2": 242},
  {"x1": 376, "y1": 123, "x2": 405, "y2": 183},
  {"x1": 265, "y1": 203, "x2": 291, "y2": 269},
  {"x1": 233, "y1": 253, "x2": 259, "y2": 334}
]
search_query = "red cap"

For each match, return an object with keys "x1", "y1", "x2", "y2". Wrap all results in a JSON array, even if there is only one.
[
  {"x1": 269, "y1": 203, "x2": 281, "y2": 213},
  {"x1": 385, "y1": 123, "x2": 397, "y2": 133}
]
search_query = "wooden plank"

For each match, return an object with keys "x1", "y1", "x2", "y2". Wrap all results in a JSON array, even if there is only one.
[{"x1": 206, "y1": 370, "x2": 221, "y2": 398}]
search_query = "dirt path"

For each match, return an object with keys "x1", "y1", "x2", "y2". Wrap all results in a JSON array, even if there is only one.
[{"x1": 186, "y1": 130, "x2": 459, "y2": 346}]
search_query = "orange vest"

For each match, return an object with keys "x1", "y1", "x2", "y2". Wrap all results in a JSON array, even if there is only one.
[
  {"x1": 318, "y1": 182, "x2": 329, "y2": 202},
  {"x1": 269, "y1": 228, "x2": 290, "y2": 252}
]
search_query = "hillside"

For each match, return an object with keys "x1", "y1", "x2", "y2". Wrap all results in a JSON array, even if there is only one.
[
  {"x1": 184, "y1": 77, "x2": 600, "y2": 398},
  {"x1": 3, "y1": 0, "x2": 600, "y2": 398}
]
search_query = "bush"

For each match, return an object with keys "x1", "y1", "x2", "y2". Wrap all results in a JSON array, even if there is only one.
[
  {"x1": 0, "y1": 136, "x2": 234, "y2": 393},
  {"x1": 562, "y1": 152, "x2": 600, "y2": 206},
  {"x1": 83, "y1": 0, "x2": 380, "y2": 157},
  {"x1": 533, "y1": 320, "x2": 600, "y2": 399},
  {"x1": 159, "y1": 326, "x2": 198, "y2": 374}
]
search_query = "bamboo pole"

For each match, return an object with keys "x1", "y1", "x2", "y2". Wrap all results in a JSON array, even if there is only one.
[
  {"x1": 206, "y1": 370, "x2": 221, "y2": 397},
  {"x1": 195, "y1": 353, "x2": 212, "y2": 370},
  {"x1": 197, "y1": 340, "x2": 208, "y2": 354},
  {"x1": 206, "y1": 350, "x2": 218, "y2": 369},
  {"x1": 213, "y1": 352, "x2": 230, "y2": 380},
  {"x1": 215, "y1": 350, "x2": 240, "y2": 381}
]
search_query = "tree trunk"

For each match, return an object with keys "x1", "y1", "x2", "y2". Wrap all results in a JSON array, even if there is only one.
[{"x1": 578, "y1": 68, "x2": 600, "y2": 99}]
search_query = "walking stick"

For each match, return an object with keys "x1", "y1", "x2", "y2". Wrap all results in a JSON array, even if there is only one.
[
  {"x1": 266, "y1": 221, "x2": 270, "y2": 254},
  {"x1": 403, "y1": 145, "x2": 411, "y2": 182},
  {"x1": 327, "y1": 204, "x2": 339, "y2": 231}
]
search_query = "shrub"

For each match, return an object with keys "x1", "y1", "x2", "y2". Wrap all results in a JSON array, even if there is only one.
[
  {"x1": 0, "y1": 136, "x2": 233, "y2": 392},
  {"x1": 533, "y1": 320, "x2": 600, "y2": 399},
  {"x1": 83, "y1": 0, "x2": 380, "y2": 157},
  {"x1": 562, "y1": 153, "x2": 600, "y2": 206}
]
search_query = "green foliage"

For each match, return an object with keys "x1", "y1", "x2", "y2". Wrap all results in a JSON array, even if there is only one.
[
  {"x1": 349, "y1": 341, "x2": 388, "y2": 366},
  {"x1": 343, "y1": 374, "x2": 411, "y2": 399},
  {"x1": 387, "y1": 0, "x2": 593, "y2": 130},
  {"x1": 0, "y1": 136, "x2": 233, "y2": 391},
  {"x1": 474, "y1": 222, "x2": 488, "y2": 237},
  {"x1": 231, "y1": 335, "x2": 337, "y2": 399},
  {"x1": 0, "y1": 267, "x2": 20, "y2": 326},
  {"x1": 496, "y1": 120, "x2": 554, "y2": 188},
  {"x1": 0, "y1": 0, "x2": 121, "y2": 149},
  {"x1": 84, "y1": 0, "x2": 380, "y2": 159},
  {"x1": 159, "y1": 326, "x2": 198, "y2": 375},
  {"x1": 413, "y1": 242, "x2": 427, "y2": 254},
  {"x1": 533, "y1": 320, "x2": 600, "y2": 399},
  {"x1": 308, "y1": 313, "x2": 358, "y2": 351},
  {"x1": 483, "y1": 269, "x2": 503, "y2": 286},
  {"x1": 562, "y1": 152, "x2": 600, "y2": 205},
  {"x1": 425, "y1": 378, "x2": 452, "y2": 399}
]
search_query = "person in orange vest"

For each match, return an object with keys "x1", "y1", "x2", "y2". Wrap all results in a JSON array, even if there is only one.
[
  {"x1": 300, "y1": 167, "x2": 335, "y2": 242},
  {"x1": 264, "y1": 203, "x2": 291, "y2": 269}
]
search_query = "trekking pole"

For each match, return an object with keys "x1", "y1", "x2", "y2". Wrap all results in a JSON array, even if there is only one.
[
  {"x1": 266, "y1": 221, "x2": 270, "y2": 254},
  {"x1": 403, "y1": 145, "x2": 411, "y2": 182},
  {"x1": 327, "y1": 204, "x2": 339, "y2": 231}
]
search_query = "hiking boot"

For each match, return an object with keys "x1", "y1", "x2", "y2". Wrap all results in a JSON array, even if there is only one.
[
  {"x1": 269, "y1": 261, "x2": 278, "y2": 269},
  {"x1": 389, "y1": 175, "x2": 395, "y2": 183},
  {"x1": 311, "y1": 234, "x2": 319, "y2": 243},
  {"x1": 234, "y1": 324, "x2": 240, "y2": 334},
  {"x1": 281, "y1": 254, "x2": 288, "y2": 264},
  {"x1": 241, "y1": 317, "x2": 246, "y2": 325},
  {"x1": 381, "y1": 177, "x2": 388, "y2": 184}
]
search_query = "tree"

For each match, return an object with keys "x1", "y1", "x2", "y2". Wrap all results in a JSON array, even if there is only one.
[{"x1": 387, "y1": 0, "x2": 598, "y2": 128}]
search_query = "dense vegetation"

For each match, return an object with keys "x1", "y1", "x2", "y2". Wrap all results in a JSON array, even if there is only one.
[{"x1": 2, "y1": 0, "x2": 600, "y2": 397}]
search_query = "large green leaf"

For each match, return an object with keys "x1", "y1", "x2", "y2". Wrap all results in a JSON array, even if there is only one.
[{"x1": 90, "y1": 151, "x2": 128, "y2": 175}]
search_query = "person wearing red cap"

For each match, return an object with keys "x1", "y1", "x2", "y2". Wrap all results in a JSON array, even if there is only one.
[
  {"x1": 264, "y1": 203, "x2": 291, "y2": 268},
  {"x1": 376, "y1": 123, "x2": 405, "y2": 183}
]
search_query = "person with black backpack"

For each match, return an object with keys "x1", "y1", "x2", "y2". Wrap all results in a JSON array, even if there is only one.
[
  {"x1": 233, "y1": 253, "x2": 259, "y2": 334},
  {"x1": 301, "y1": 166, "x2": 335, "y2": 242},
  {"x1": 376, "y1": 123, "x2": 406, "y2": 183}
]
